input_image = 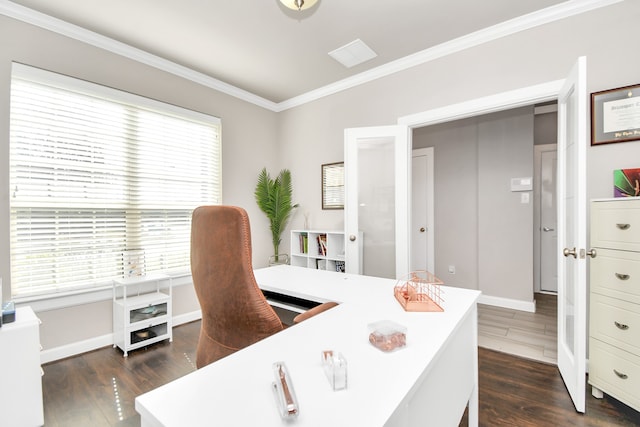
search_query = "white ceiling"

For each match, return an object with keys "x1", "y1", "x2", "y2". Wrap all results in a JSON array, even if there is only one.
[{"x1": 3, "y1": 0, "x2": 612, "y2": 107}]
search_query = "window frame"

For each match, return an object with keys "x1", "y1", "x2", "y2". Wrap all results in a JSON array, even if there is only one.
[{"x1": 9, "y1": 63, "x2": 221, "y2": 304}]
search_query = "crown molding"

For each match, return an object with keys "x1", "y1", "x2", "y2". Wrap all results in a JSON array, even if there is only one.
[
  {"x1": 1, "y1": 0, "x2": 623, "y2": 113},
  {"x1": 276, "y1": 0, "x2": 623, "y2": 111}
]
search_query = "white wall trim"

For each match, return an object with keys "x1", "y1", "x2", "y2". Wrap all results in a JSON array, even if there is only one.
[
  {"x1": 278, "y1": 0, "x2": 620, "y2": 111},
  {"x1": 0, "y1": 0, "x2": 621, "y2": 112},
  {"x1": 399, "y1": 80, "x2": 564, "y2": 128},
  {"x1": 479, "y1": 294, "x2": 536, "y2": 313},
  {"x1": 40, "y1": 309, "x2": 202, "y2": 364},
  {"x1": 18, "y1": 274, "x2": 194, "y2": 313}
]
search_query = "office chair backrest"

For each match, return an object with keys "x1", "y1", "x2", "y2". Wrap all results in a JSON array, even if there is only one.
[{"x1": 191, "y1": 205, "x2": 284, "y2": 368}]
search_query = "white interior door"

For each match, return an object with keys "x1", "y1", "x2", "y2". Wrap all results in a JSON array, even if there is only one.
[
  {"x1": 556, "y1": 56, "x2": 587, "y2": 413},
  {"x1": 411, "y1": 148, "x2": 434, "y2": 273},
  {"x1": 344, "y1": 125, "x2": 410, "y2": 278},
  {"x1": 540, "y1": 148, "x2": 558, "y2": 292}
]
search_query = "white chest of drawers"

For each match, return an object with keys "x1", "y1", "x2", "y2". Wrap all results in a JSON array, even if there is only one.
[{"x1": 589, "y1": 198, "x2": 640, "y2": 412}]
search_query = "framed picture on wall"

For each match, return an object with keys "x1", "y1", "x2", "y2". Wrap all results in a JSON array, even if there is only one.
[
  {"x1": 322, "y1": 162, "x2": 344, "y2": 209},
  {"x1": 591, "y1": 83, "x2": 640, "y2": 145}
]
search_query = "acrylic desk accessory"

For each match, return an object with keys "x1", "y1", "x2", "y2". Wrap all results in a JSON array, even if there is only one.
[
  {"x1": 321, "y1": 350, "x2": 347, "y2": 391},
  {"x1": 394, "y1": 270, "x2": 445, "y2": 312},
  {"x1": 368, "y1": 320, "x2": 407, "y2": 352},
  {"x1": 272, "y1": 361, "x2": 299, "y2": 419}
]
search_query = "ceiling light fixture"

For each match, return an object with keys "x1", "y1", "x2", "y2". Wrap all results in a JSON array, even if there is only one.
[{"x1": 280, "y1": 0, "x2": 318, "y2": 11}]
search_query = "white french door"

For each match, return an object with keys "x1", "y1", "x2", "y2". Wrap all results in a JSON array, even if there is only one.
[
  {"x1": 556, "y1": 56, "x2": 588, "y2": 413},
  {"x1": 344, "y1": 125, "x2": 410, "y2": 278}
]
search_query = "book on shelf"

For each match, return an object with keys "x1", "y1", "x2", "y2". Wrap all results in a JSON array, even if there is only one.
[
  {"x1": 298, "y1": 232, "x2": 308, "y2": 254},
  {"x1": 317, "y1": 234, "x2": 327, "y2": 256}
]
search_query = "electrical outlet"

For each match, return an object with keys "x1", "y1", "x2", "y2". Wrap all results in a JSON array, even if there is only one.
[{"x1": 448, "y1": 265, "x2": 455, "y2": 274}]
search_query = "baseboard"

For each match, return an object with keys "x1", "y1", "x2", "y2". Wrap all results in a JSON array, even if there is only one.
[
  {"x1": 173, "y1": 309, "x2": 202, "y2": 326},
  {"x1": 40, "y1": 309, "x2": 202, "y2": 364},
  {"x1": 40, "y1": 333, "x2": 114, "y2": 364},
  {"x1": 478, "y1": 294, "x2": 536, "y2": 313}
]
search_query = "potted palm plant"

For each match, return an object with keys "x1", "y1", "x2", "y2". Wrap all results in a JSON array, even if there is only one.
[{"x1": 254, "y1": 168, "x2": 298, "y2": 264}]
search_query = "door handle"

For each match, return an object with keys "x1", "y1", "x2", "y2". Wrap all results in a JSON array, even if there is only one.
[
  {"x1": 586, "y1": 249, "x2": 597, "y2": 258},
  {"x1": 349, "y1": 234, "x2": 356, "y2": 242},
  {"x1": 419, "y1": 227, "x2": 426, "y2": 233},
  {"x1": 563, "y1": 247, "x2": 577, "y2": 258},
  {"x1": 543, "y1": 227, "x2": 555, "y2": 232}
]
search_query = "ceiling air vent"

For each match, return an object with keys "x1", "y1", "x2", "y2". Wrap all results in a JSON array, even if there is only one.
[{"x1": 328, "y1": 39, "x2": 377, "y2": 68}]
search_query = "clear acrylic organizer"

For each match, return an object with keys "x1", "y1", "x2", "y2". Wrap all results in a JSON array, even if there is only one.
[{"x1": 321, "y1": 350, "x2": 347, "y2": 391}]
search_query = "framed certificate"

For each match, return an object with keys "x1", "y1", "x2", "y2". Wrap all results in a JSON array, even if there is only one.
[{"x1": 591, "y1": 83, "x2": 640, "y2": 145}]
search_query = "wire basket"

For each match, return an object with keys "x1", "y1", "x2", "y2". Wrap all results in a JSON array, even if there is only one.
[{"x1": 394, "y1": 270, "x2": 444, "y2": 312}]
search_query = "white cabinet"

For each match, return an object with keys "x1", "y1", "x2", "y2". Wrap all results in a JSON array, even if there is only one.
[
  {"x1": 0, "y1": 306, "x2": 43, "y2": 426},
  {"x1": 589, "y1": 198, "x2": 640, "y2": 412},
  {"x1": 290, "y1": 230, "x2": 362, "y2": 274},
  {"x1": 113, "y1": 274, "x2": 172, "y2": 357}
]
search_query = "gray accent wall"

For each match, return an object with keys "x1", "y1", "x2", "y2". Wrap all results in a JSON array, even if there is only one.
[{"x1": 413, "y1": 107, "x2": 534, "y2": 303}]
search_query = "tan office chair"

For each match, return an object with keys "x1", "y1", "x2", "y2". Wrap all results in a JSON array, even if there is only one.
[{"x1": 190, "y1": 205, "x2": 337, "y2": 368}]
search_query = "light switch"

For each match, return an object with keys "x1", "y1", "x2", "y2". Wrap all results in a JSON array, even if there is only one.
[
  {"x1": 521, "y1": 193, "x2": 530, "y2": 204},
  {"x1": 510, "y1": 177, "x2": 533, "y2": 192}
]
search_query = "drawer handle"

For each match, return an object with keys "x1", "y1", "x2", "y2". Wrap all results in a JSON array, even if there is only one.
[
  {"x1": 616, "y1": 223, "x2": 631, "y2": 230},
  {"x1": 613, "y1": 369, "x2": 628, "y2": 380},
  {"x1": 614, "y1": 321, "x2": 629, "y2": 330},
  {"x1": 615, "y1": 273, "x2": 630, "y2": 281}
]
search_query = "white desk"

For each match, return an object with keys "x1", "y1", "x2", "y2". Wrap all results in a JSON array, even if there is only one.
[{"x1": 136, "y1": 266, "x2": 480, "y2": 426}]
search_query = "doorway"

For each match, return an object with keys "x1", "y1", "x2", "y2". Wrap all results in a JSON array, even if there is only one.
[
  {"x1": 534, "y1": 144, "x2": 558, "y2": 293},
  {"x1": 411, "y1": 147, "x2": 434, "y2": 273},
  {"x1": 398, "y1": 57, "x2": 588, "y2": 413}
]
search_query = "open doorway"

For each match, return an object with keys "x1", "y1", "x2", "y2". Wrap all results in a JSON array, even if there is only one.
[
  {"x1": 410, "y1": 103, "x2": 559, "y2": 365},
  {"x1": 533, "y1": 103, "x2": 559, "y2": 295},
  {"x1": 399, "y1": 59, "x2": 588, "y2": 411}
]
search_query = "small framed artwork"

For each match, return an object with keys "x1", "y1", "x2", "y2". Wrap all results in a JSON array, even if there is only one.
[
  {"x1": 591, "y1": 83, "x2": 640, "y2": 145},
  {"x1": 322, "y1": 162, "x2": 344, "y2": 210},
  {"x1": 614, "y1": 168, "x2": 640, "y2": 197}
]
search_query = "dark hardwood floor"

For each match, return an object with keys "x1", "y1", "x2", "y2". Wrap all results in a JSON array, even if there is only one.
[
  {"x1": 42, "y1": 320, "x2": 640, "y2": 426},
  {"x1": 42, "y1": 321, "x2": 200, "y2": 426},
  {"x1": 460, "y1": 348, "x2": 639, "y2": 426}
]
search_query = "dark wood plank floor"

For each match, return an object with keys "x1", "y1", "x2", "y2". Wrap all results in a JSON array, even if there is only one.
[{"x1": 42, "y1": 320, "x2": 640, "y2": 426}]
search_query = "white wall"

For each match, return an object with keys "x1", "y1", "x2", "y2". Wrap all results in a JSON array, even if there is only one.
[
  {"x1": 0, "y1": 15, "x2": 279, "y2": 355},
  {"x1": 278, "y1": 1, "x2": 640, "y2": 297},
  {"x1": 2, "y1": 1, "x2": 640, "y2": 358},
  {"x1": 279, "y1": 1, "x2": 640, "y2": 238}
]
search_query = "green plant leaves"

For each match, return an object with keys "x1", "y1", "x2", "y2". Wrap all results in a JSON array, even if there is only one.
[{"x1": 255, "y1": 168, "x2": 298, "y2": 256}]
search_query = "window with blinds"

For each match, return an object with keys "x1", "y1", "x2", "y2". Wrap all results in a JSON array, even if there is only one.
[{"x1": 9, "y1": 63, "x2": 221, "y2": 298}]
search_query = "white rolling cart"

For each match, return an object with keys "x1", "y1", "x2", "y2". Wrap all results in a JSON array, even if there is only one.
[{"x1": 113, "y1": 274, "x2": 173, "y2": 357}]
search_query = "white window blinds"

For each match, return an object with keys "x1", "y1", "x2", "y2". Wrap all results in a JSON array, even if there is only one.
[{"x1": 9, "y1": 63, "x2": 221, "y2": 298}]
